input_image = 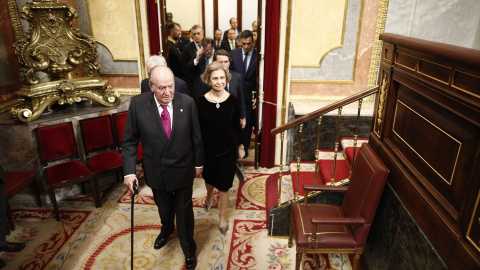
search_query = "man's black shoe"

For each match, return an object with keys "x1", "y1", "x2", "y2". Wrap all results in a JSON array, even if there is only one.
[
  {"x1": 153, "y1": 234, "x2": 168, "y2": 250},
  {"x1": 185, "y1": 257, "x2": 197, "y2": 269},
  {"x1": 0, "y1": 242, "x2": 25, "y2": 252}
]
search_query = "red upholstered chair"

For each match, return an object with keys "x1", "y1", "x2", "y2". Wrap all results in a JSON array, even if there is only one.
[
  {"x1": 36, "y1": 123, "x2": 100, "y2": 221},
  {"x1": 288, "y1": 143, "x2": 389, "y2": 270},
  {"x1": 4, "y1": 171, "x2": 41, "y2": 235},
  {"x1": 112, "y1": 112, "x2": 143, "y2": 162},
  {"x1": 79, "y1": 115, "x2": 123, "y2": 177}
]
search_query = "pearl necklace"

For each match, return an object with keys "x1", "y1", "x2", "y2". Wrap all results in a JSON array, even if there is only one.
[{"x1": 210, "y1": 90, "x2": 225, "y2": 109}]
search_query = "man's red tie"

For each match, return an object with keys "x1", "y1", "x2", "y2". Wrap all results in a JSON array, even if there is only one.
[{"x1": 161, "y1": 105, "x2": 171, "y2": 139}]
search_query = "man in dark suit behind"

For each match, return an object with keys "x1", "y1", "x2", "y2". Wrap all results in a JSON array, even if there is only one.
[
  {"x1": 122, "y1": 66, "x2": 203, "y2": 270},
  {"x1": 141, "y1": 55, "x2": 189, "y2": 96},
  {"x1": 220, "y1": 29, "x2": 236, "y2": 53},
  {"x1": 222, "y1": 17, "x2": 240, "y2": 41},
  {"x1": 184, "y1": 37, "x2": 214, "y2": 99},
  {"x1": 230, "y1": 30, "x2": 257, "y2": 157},
  {"x1": 214, "y1": 49, "x2": 246, "y2": 128},
  {"x1": 175, "y1": 23, "x2": 190, "y2": 53},
  {"x1": 0, "y1": 164, "x2": 26, "y2": 269},
  {"x1": 166, "y1": 22, "x2": 184, "y2": 80},
  {"x1": 181, "y1": 25, "x2": 204, "y2": 90}
]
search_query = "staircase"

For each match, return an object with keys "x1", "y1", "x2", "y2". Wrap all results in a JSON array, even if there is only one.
[{"x1": 265, "y1": 86, "x2": 379, "y2": 236}]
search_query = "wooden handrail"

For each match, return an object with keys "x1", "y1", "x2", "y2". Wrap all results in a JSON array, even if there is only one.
[{"x1": 271, "y1": 86, "x2": 379, "y2": 135}]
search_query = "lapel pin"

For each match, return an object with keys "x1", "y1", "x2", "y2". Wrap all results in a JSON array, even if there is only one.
[{"x1": 180, "y1": 109, "x2": 183, "y2": 112}]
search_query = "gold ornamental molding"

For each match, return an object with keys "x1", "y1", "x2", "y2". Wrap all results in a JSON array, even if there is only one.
[
  {"x1": 7, "y1": 0, "x2": 120, "y2": 123},
  {"x1": 115, "y1": 88, "x2": 141, "y2": 95},
  {"x1": 367, "y1": 0, "x2": 389, "y2": 88},
  {"x1": 6, "y1": 0, "x2": 23, "y2": 41},
  {"x1": 373, "y1": 71, "x2": 388, "y2": 137}
]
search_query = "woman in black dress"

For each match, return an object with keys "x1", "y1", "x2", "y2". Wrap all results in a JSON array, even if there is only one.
[{"x1": 197, "y1": 61, "x2": 245, "y2": 235}]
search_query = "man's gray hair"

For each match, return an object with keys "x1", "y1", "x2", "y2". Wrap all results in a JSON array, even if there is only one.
[{"x1": 146, "y1": 55, "x2": 167, "y2": 70}]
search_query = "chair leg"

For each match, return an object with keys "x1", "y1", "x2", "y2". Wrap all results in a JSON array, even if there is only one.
[
  {"x1": 48, "y1": 189, "x2": 60, "y2": 221},
  {"x1": 352, "y1": 248, "x2": 363, "y2": 270},
  {"x1": 90, "y1": 177, "x2": 101, "y2": 208},
  {"x1": 288, "y1": 215, "x2": 294, "y2": 248},
  {"x1": 32, "y1": 180, "x2": 42, "y2": 207},
  {"x1": 295, "y1": 252, "x2": 302, "y2": 270}
]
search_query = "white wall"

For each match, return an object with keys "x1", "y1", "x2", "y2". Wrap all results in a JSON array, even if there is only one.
[{"x1": 385, "y1": 0, "x2": 480, "y2": 49}]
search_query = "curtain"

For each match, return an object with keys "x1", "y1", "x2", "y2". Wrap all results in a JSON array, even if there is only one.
[
  {"x1": 147, "y1": 0, "x2": 160, "y2": 56},
  {"x1": 260, "y1": 0, "x2": 281, "y2": 168}
]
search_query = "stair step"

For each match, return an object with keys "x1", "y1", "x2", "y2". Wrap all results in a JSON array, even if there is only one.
[
  {"x1": 340, "y1": 137, "x2": 369, "y2": 167},
  {"x1": 289, "y1": 161, "x2": 323, "y2": 196}
]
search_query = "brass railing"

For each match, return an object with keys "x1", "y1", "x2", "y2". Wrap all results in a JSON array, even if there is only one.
[{"x1": 271, "y1": 86, "x2": 379, "y2": 205}]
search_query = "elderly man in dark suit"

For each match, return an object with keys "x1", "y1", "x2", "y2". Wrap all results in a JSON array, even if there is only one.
[
  {"x1": 141, "y1": 55, "x2": 189, "y2": 96},
  {"x1": 122, "y1": 66, "x2": 203, "y2": 270},
  {"x1": 214, "y1": 49, "x2": 246, "y2": 128},
  {"x1": 230, "y1": 30, "x2": 257, "y2": 157},
  {"x1": 0, "y1": 164, "x2": 26, "y2": 269}
]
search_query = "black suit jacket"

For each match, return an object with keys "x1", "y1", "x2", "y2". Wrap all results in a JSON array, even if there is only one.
[
  {"x1": 122, "y1": 92, "x2": 203, "y2": 191},
  {"x1": 214, "y1": 40, "x2": 222, "y2": 51},
  {"x1": 222, "y1": 29, "x2": 240, "y2": 41},
  {"x1": 227, "y1": 71, "x2": 246, "y2": 118},
  {"x1": 167, "y1": 40, "x2": 184, "y2": 79},
  {"x1": 176, "y1": 36, "x2": 190, "y2": 52},
  {"x1": 0, "y1": 164, "x2": 4, "y2": 184},
  {"x1": 220, "y1": 40, "x2": 235, "y2": 52},
  {"x1": 184, "y1": 55, "x2": 210, "y2": 99},
  {"x1": 230, "y1": 48, "x2": 257, "y2": 105},
  {"x1": 141, "y1": 77, "x2": 189, "y2": 96},
  {"x1": 181, "y1": 42, "x2": 199, "y2": 87}
]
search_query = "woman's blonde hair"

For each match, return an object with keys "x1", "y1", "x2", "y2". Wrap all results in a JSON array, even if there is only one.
[{"x1": 200, "y1": 61, "x2": 231, "y2": 85}]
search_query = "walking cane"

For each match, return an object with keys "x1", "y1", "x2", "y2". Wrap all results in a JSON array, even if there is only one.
[{"x1": 131, "y1": 179, "x2": 138, "y2": 270}]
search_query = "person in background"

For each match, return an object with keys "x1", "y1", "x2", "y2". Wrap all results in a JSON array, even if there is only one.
[
  {"x1": 166, "y1": 22, "x2": 184, "y2": 79},
  {"x1": 222, "y1": 17, "x2": 239, "y2": 41},
  {"x1": 123, "y1": 66, "x2": 203, "y2": 270},
  {"x1": 252, "y1": 30, "x2": 258, "y2": 48},
  {"x1": 185, "y1": 37, "x2": 215, "y2": 99},
  {"x1": 0, "y1": 164, "x2": 26, "y2": 269},
  {"x1": 214, "y1": 29, "x2": 222, "y2": 51},
  {"x1": 214, "y1": 49, "x2": 246, "y2": 128},
  {"x1": 221, "y1": 29, "x2": 236, "y2": 52},
  {"x1": 196, "y1": 61, "x2": 245, "y2": 235},
  {"x1": 252, "y1": 20, "x2": 258, "y2": 31},
  {"x1": 175, "y1": 23, "x2": 190, "y2": 53},
  {"x1": 230, "y1": 30, "x2": 257, "y2": 158},
  {"x1": 141, "y1": 55, "x2": 189, "y2": 96},
  {"x1": 182, "y1": 25, "x2": 204, "y2": 91}
]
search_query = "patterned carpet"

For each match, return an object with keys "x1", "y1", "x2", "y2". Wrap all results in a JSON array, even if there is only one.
[{"x1": 2, "y1": 156, "x2": 355, "y2": 269}]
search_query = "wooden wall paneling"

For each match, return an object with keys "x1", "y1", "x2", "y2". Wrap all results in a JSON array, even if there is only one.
[{"x1": 371, "y1": 33, "x2": 480, "y2": 270}]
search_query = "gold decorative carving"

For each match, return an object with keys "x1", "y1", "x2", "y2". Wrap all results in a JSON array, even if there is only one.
[
  {"x1": 10, "y1": 77, "x2": 120, "y2": 122},
  {"x1": 116, "y1": 88, "x2": 141, "y2": 96},
  {"x1": 367, "y1": 0, "x2": 389, "y2": 88},
  {"x1": 374, "y1": 72, "x2": 388, "y2": 136},
  {"x1": 8, "y1": 0, "x2": 120, "y2": 123},
  {"x1": 6, "y1": 0, "x2": 24, "y2": 41},
  {"x1": 14, "y1": 0, "x2": 101, "y2": 84}
]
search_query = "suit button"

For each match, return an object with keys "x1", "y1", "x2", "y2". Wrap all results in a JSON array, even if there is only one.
[{"x1": 156, "y1": 141, "x2": 159, "y2": 145}]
